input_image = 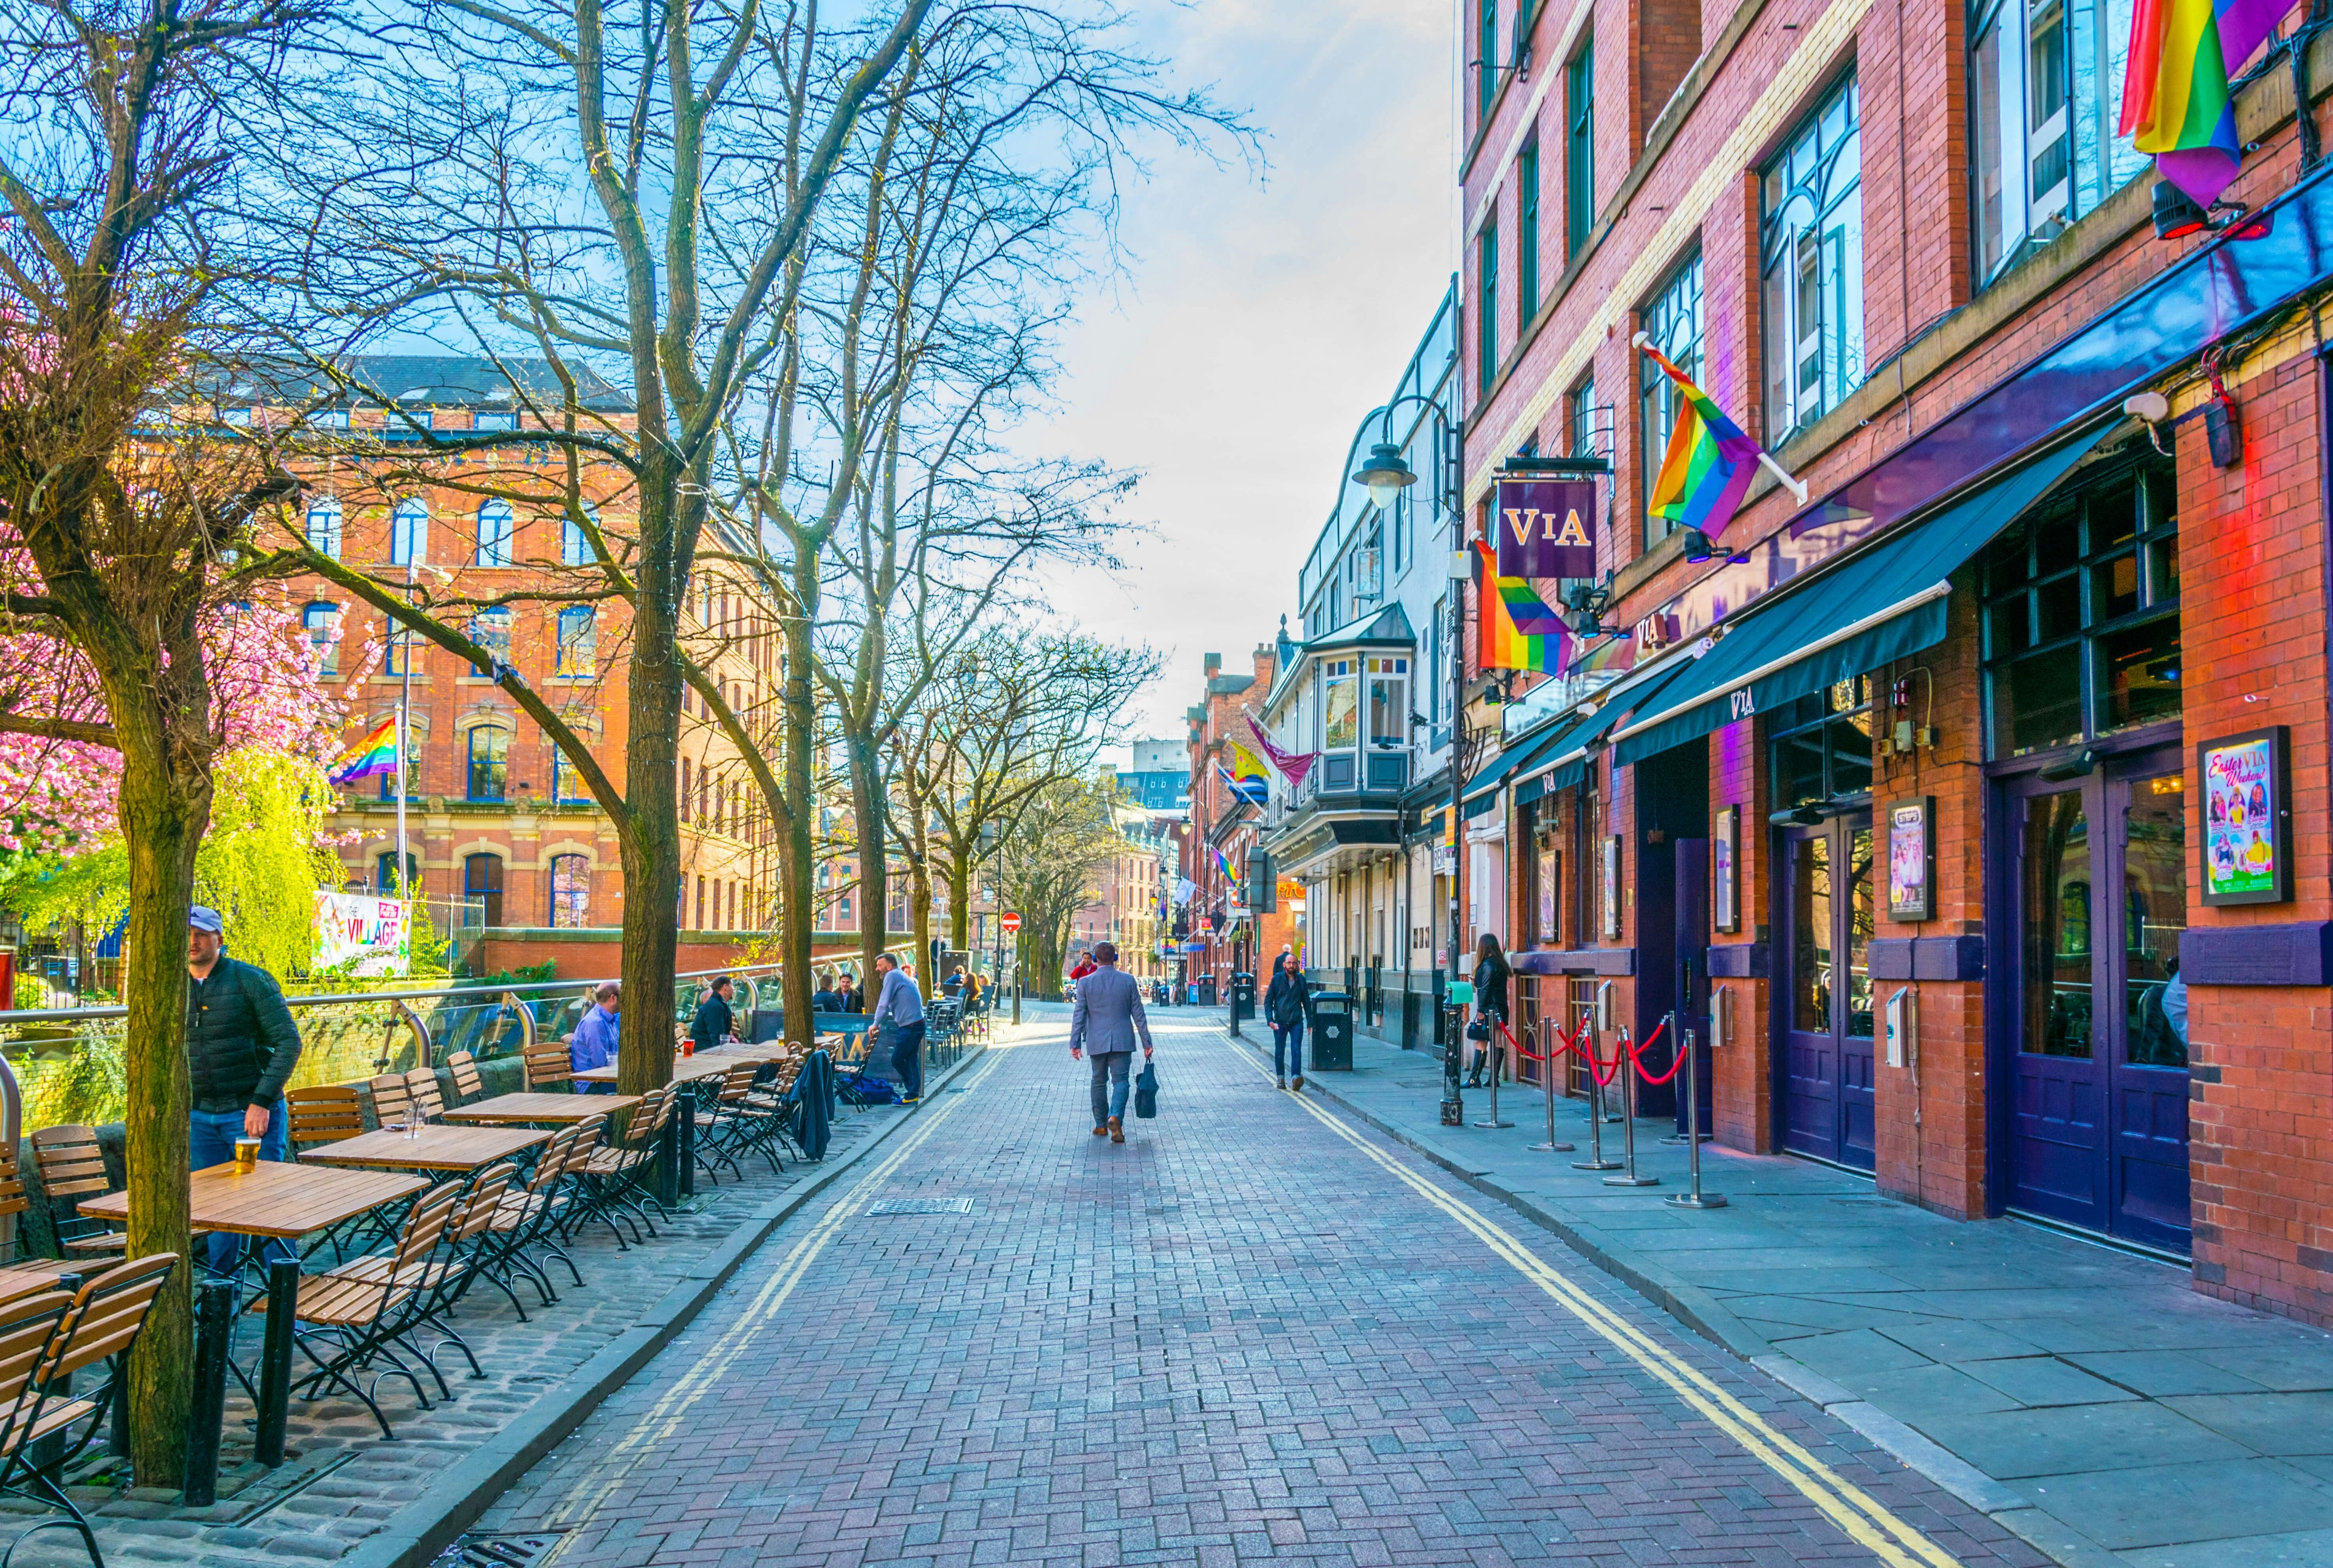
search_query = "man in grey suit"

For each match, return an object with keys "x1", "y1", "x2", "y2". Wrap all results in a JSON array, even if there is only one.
[{"x1": 1069, "y1": 941, "x2": 1153, "y2": 1144}]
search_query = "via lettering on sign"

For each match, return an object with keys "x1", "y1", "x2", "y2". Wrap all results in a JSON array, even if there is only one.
[
  {"x1": 1493, "y1": 477, "x2": 1598, "y2": 578},
  {"x1": 1728, "y1": 687, "x2": 1756, "y2": 722}
]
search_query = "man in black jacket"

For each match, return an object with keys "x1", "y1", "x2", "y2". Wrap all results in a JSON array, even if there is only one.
[
  {"x1": 690, "y1": 974, "x2": 737, "y2": 1053},
  {"x1": 186, "y1": 905, "x2": 303, "y2": 1270}
]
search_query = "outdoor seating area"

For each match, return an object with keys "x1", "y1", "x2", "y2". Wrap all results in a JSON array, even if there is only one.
[{"x1": 0, "y1": 1029, "x2": 897, "y2": 1556}]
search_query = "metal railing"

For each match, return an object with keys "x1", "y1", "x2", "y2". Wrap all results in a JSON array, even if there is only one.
[{"x1": 0, "y1": 964, "x2": 789, "y2": 1134}]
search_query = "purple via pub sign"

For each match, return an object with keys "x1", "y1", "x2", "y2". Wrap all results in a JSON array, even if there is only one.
[{"x1": 1494, "y1": 479, "x2": 1597, "y2": 578}]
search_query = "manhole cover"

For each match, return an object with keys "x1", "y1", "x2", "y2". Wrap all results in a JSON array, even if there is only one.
[
  {"x1": 868, "y1": 1196, "x2": 973, "y2": 1216},
  {"x1": 433, "y1": 1532, "x2": 569, "y2": 1566}
]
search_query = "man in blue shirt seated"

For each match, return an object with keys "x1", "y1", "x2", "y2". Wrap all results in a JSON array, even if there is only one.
[{"x1": 570, "y1": 981, "x2": 621, "y2": 1092}]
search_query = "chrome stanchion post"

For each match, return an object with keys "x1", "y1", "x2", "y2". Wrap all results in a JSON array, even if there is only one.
[
  {"x1": 1665, "y1": 1029, "x2": 1727, "y2": 1208},
  {"x1": 1527, "y1": 1016, "x2": 1575, "y2": 1152},
  {"x1": 1604, "y1": 1019, "x2": 1662, "y2": 1188},
  {"x1": 1474, "y1": 1022, "x2": 1512, "y2": 1129},
  {"x1": 1573, "y1": 1021, "x2": 1621, "y2": 1171}
]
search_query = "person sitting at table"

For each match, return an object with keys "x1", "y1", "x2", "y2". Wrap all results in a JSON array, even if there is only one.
[
  {"x1": 836, "y1": 970, "x2": 863, "y2": 1014},
  {"x1": 186, "y1": 904, "x2": 302, "y2": 1271},
  {"x1": 691, "y1": 974, "x2": 738, "y2": 1053},
  {"x1": 942, "y1": 967, "x2": 965, "y2": 998},
  {"x1": 812, "y1": 971, "x2": 841, "y2": 1012},
  {"x1": 570, "y1": 981, "x2": 621, "y2": 1093}
]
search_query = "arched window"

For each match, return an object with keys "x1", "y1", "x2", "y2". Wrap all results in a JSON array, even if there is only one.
[
  {"x1": 301, "y1": 601, "x2": 340, "y2": 677},
  {"x1": 306, "y1": 498, "x2": 344, "y2": 560},
  {"x1": 549, "y1": 854, "x2": 589, "y2": 928},
  {"x1": 555, "y1": 605, "x2": 595, "y2": 677},
  {"x1": 466, "y1": 725, "x2": 509, "y2": 801},
  {"x1": 475, "y1": 499, "x2": 515, "y2": 567},
  {"x1": 391, "y1": 498, "x2": 429, "y2": 564},
  {"x1": 464, "y1": 852, "x2": 505, "y2": 926},
  {"x1": 375, "y1": 849, "x2": 420, "y2": 896}
]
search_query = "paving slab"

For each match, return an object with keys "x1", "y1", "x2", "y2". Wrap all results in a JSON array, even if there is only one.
[{"x1": 1246, "y1": 1019, "x2": 2333, "y2": 1567}]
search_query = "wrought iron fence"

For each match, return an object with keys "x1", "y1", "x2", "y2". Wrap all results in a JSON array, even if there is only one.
[{"x1": 0, "y1": 964, "x2": 786, "y2": 1134}]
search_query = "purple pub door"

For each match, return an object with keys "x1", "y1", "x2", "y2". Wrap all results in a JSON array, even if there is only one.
[
  {"x1": 1778, "y1": 812, "x2": 1876, "y2": 1171},
  {"x1": 1999, "y1": 748, "x2": 2190, "y2": 1251}
]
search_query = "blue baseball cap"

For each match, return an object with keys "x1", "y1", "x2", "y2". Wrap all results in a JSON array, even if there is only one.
[{"x1": 188, "y1": 906, "x2": 224, "y2": 934}]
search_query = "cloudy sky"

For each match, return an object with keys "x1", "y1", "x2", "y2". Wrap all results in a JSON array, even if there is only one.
[{"x1": 1028, "y1": 0, "x2": 1460, "y2": 757}]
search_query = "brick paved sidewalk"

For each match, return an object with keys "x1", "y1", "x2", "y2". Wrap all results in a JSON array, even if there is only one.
[
  {"x1": 0, "y1": 1038, "x2": 1004, "y2": 1568},
  {"x1": 1246, "y1": 1020, "x2": 2333, "y2": 1568},
  {"x1": 466, "y1": 1007, "x2": 2044, "y2": 1567}
]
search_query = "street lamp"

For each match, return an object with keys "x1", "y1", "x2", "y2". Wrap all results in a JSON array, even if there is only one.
[{"x1": 1336, "y1": 380, "x2": 1465, "y2": 1121}]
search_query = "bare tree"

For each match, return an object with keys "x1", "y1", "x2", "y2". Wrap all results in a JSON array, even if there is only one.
[
  {"x1": 0, "y1": 0, "x2": 327, "y2": 1484},
  {"x1": 259, "y1": 0, "x2": 937, "y2": 1092},
  {"x1": 996, "y1": 773, "x2": 1128, "y2": 995}
]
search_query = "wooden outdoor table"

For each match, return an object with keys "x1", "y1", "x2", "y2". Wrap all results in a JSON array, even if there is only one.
[
  {"x1": 440, "y1": 1092, "x2": 642, "y2": 1125},
  {"x1": 301, "y1": 1123, "x2": 550, "y2": 1173},
  {"x1": 0, "y1": 1262, "x2": 72, "y2": 1304},
  {"x1": 574, "y1": 1049, "x2": 775, "y2": 1086},
  {"x1": 77, "y1": 1160, "x2": 428, "y2": 1239}
]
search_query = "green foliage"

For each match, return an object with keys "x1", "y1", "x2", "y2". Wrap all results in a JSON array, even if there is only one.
[
  {"x1": 192, "y1": 748, "x2": 343, "y2": 977},
  {"x1": 12, "y1": 974, "x2": 45, "y2": 1011},
  {"x1": 0, "y1": 744, "x2": 341, "y2": 978},
  {"x1": 473, "y1": 959, "x2": 557, "y2": 987}
]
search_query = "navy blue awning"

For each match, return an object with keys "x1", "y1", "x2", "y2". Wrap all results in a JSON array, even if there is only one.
[{"x1": 1611, "y1": 423, "x2": 2115, "y2": 767}]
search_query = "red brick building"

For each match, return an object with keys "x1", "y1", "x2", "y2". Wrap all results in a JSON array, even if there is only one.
[
  {"x1": 1454, "y1": 0, "x2": 2333, "y2": 1318},
  {"x1": 1181, "y1": 648, "x2": 1301, "y2": 999}
]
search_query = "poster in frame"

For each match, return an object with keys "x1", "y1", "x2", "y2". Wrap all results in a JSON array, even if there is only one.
[
  {"x1": 1886, "y1": 796, "x2": 1935, "y2": 922},
  {"x1": 1712, "y1": 806, "x2": 1740, "y2": 934},
  {"x1": 1600, "y1": 834, "x2": 1622, "y2": 941},
  {"x1": 2198, "y1": 725, "x2": 2294, "y2": 906}
]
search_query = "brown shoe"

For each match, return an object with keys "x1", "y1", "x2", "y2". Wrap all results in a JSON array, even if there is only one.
[
  {"x1": 1292, "y1": 1075, "x2": 1304, "y2": 1090},
  {"x1": 1093, "y1": 1125, "x2": 1109, "y2": 1137},
  {"x1": 1108, "y1": 1117, "x2": 1125, "y2": 1144}
]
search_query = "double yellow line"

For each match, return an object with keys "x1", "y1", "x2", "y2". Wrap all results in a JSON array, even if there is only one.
[
  {"x1": 534, "y1": 1053, "x2": 1001, "y2": 1563},
  {"x1": 1222, "y1": 1041, "x2": 1965, "y2": 1568}
]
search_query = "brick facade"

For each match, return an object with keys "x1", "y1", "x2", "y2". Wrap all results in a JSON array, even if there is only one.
[{"x1": 1456, "y1": 0, "x2": 2333, "y2": 1318}]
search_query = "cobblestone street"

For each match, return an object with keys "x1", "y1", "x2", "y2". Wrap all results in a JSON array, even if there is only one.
[{"x1": 471, "y1": 1007, "x2": 2047, "y2": 1567}]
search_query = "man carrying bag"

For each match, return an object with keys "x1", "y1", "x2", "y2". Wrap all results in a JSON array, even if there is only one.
[{"x1": 1068, "y1": 942, "x2": 1152, "y2": 1144}]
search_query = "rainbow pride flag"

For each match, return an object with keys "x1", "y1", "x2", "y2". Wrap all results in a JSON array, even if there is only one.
[
  {"x1": 1475, "y1": 543, "x2": 1567, "y2": 674},
  {"x1": 1639, "y1": 339, "x2": 1766, "y2": 541},
  {"x1": 2121, "y1": 0, "x2": 2293, "y2": 206},
  {"x1": 1213, "y1": 843, "x2": 1239, "y2": 882},
  {"x1": 331, "y1": 716, "x2": 399, "y2": 785}
]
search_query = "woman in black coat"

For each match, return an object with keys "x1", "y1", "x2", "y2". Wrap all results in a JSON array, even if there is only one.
[
  {"x1": 1262, "y1": 950, "x2": 1311, "y2": 1091},
  {"x1": 1467, "y1": 933, "x2": 1511, "y2": 1088}
]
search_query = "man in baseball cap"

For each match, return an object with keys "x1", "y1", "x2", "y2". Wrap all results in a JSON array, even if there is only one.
[{"x1": 186, "y1": 905, "x2": 304, "y2": 1268}]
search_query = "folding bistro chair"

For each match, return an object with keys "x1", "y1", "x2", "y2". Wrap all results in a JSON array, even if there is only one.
[
  {"x1": 577, "y1": 1088, "x2": 673, "y2": 1248},
  {"x1": 0, "y1": 1253, "x2": 177, "y2": 1568},
  {"x1": 27, "y1": 1129, "x2": 124, "y2": 1261},
  {"x1": 286, "y1": 1086, "x2": 366, "y2": 1155},
  {"x1": 368, "y1": 1073, "x2": 415, "y2": 1129},
  {"x1": 403, "y1": 1067, "x2": 445, "y2": 1123},
  {"x1": 482, "y1": 1123, "x2": 591, "y2": 1308},
  {"x1": 691, "y1": 1066, "x2": 764, "y2": 1185},
  {"x1": 278, "y1": 1182, "x2": 464, "y2": 1440},
  {"x1": 442, "y1": 1050, "x2": 487, "y2": 1106},
  {"x1": 524, "y1": 1039, "x2": 575, "y2": 1093}
]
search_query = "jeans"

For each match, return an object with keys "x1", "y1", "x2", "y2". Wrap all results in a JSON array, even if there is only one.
[
  {"x1": 890, "y1": 1021, "x2": 925, "y2": 1101},
  {"x1": 1272, "y1": 1019, "x2": 1305, "y2": 1078},
  {"x1": 189, "y1": 1100, "x2": 290, "y2": 1274},
  {"x1": 1089, "y1": 1050, "x2": 1132, "y2": 1125}
]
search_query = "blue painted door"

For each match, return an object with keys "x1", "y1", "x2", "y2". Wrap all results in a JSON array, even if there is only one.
[
  {"x1": 1779, "y1": 814, "x2": 1876, "y2": 1169},
  {"x1": 2005, "y1": 754, "x2": 2190, "y2": 1250}
]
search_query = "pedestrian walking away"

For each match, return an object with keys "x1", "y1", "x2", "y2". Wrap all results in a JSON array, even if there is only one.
[
  {"x1": 1468, "y1": 933, "x2": 1510, "y2": 1089},
  {"x1": 185, "y1": 904, "x2": 303, "y2": 1272},
  {"x1": 1263, "y1": 948, "x2": 1310, "y2": 1090},
  {"x1": 1068, "y1": 940, "x2": 1152, "y2": 1143},
  {"x1": 871, "y1": 953, "x2": 926, "y2": 1103}
]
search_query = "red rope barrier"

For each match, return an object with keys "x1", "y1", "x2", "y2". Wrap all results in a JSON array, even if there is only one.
[{"x1": 1625, "y1": 1018, "x2": 1685, "y2": 1085}]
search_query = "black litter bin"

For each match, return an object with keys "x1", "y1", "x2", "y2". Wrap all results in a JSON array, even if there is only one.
[
  {"x1": 1310, "y1": 990, "x2": 1354, "y2": 1070},
  {"x1": 1230, "y1": 972, "x2": 1256, "y2": 1025},
  {"x1": 1198, "y1": 977, "x2": 1218, "y2": 1007}
]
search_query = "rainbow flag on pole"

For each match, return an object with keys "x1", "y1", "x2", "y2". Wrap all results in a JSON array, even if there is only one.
[
  {"x1": 1475, "y1": 543, "x2": 1569, "y2": 674},
  {"x1": 331, "y1": 716, "x2": 399, "y2": 785},
  {"x1": 1637, "y1": 338, "x2": 1773, "y2": 541},
  {"x1": 2121, "y1": 0, "x2": 2293, "y2": 207}
]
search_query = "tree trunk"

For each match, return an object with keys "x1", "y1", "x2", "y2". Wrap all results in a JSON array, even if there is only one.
[
  {"x1": 909, "y1": 862, "x2": 931, "y2": 974},
  {"x1": 850, "y1": 735, "x2": 888, "y2": 983},
  {"x1": 948, "y1": 846, "x2": 971, "y2": 953},
  {"x1": 116, "y1": 731, "x2": 205, "y2": 1487},
  {"x1": 777, "y1": 554, "x2": 820, "y2": 1053},
  {"x1": 617, "y1": 483, "x2": 682, "y2": 1097}
]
